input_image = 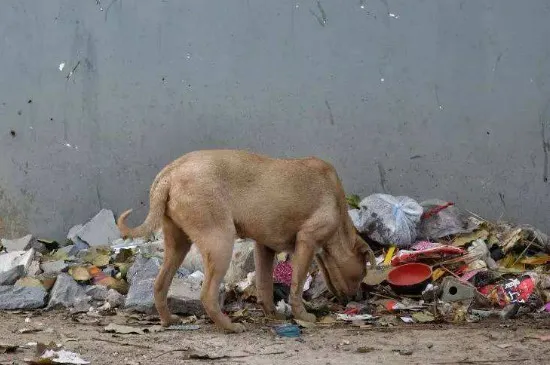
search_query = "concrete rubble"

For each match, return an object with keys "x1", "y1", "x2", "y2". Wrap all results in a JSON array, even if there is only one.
[
  {"x1": 0, "y1": 249, "x2": 35, "y2": 286},
  {"x1": 0, "y1": 234, "x2": 33, "y2": 252},
  {"x1": 47, "y1": 273, "x2": 90, "y2": 309},
  {"x1": 0, "y1": 285, "x2": 47, "y2": 310},
  {"x1": 70, "y1": 209, "x2": 120, "y2": 247}
]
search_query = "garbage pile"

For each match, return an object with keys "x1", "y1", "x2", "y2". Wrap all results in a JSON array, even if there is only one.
[
  {"x1": 1, "y1": 194, "x2": 549, "y2": 334},
  {"x1": 342, "y1": 194, "x2": 550, "y2": 326}
]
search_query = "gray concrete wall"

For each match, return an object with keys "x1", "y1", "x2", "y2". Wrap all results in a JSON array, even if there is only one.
[{"x1": 0, "y1": 0, "x2": 549, "y2": 240}]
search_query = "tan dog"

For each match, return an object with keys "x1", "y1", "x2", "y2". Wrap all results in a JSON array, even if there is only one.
[{"x1": 117, "y1": 149, "x2": 375, "y2": 333}]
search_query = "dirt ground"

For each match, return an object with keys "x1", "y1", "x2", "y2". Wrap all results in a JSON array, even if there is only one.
[{"x1": 1, "y1": 311, "x2": 550, "y2": 365}]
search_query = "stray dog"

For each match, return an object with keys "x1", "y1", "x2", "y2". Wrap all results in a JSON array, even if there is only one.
[{"x1": 117, "y1": 149, "x2": 375, "y2": 333}]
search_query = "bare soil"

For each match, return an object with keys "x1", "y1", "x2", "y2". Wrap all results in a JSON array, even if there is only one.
[{"x1": 1, "y1": 311, "x2": 550, "y2": 365}]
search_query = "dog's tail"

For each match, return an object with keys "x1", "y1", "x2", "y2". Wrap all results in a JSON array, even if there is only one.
[{"x1": 117, "y1": 174, "x2": 170, "y2": 239}]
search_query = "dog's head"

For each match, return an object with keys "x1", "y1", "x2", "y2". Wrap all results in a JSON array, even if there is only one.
[{"x1": 315, "y1": 231, "x2": 372, "y2": 300}]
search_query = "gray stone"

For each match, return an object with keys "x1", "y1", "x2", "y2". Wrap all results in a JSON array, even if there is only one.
[
  {"x1": 1, "y1": 234, "x2": 33, "y2": 252},
  {"x1": 47, "y1": 273, "x2": 90, "y2": 309},
  {"x1": 181, "y1": 245, "x2": 203, "y2": 273},
  {"x1": 125, "y1": 275, "x2": 222, "y2": 316},
  {"x1": 67, "y1": 224, "x2": 83, "y2": 241},
  {"x1": 27, "y1": 260, "x2": 42, "y2": 276},
  {"x1": 86, "y1": 285, "x2": 109, "y2": 301},
  {"x1": 224, "y1": 239, "x2": 255, "y2": 285},
  {"x1": 124, "y1": 254, "x2": 223, "y2": 315},
  {"x1": 106, "y1": 289, "x2": 125, "y2": 308},
  {"x1": 124, "y1": 255, "x2": 162, "y2": 313},
  {"x1": 58, "y1": 241, "x2": 89, "y2": 259},
  {"x1": 40, "y1": 260, "x2": 68, "y2": 275},
  {"x1": 0, "y1": 285, "x2": 47, "y2": 309},
  {"x1": 70, "y1": 299, "x2": 92, "y2": 314},
  {"x1": 26, "y1": 241, "x2": 48, "y2": 254},
  {"x1": 0, "y1": 265, "x2": 25, "y2": 285},
  {"x1": 72, "y1": 209, "x2": 121, "y2": 247},
  {"x1": 181, "y1": 239, "x2": 255, "y2": 285},
  {"x1": 167, "y1": 277, "x2": 203, "y2": 315},
  {"x1": 0, "y1": 249, "x2": 35, "y2": 285},
  {"x1": 127, "y1": 255, "x2": 161, "y2": 285},
  {"x1": 124, "y1": 278, "x2": 156, "y2": 313}
]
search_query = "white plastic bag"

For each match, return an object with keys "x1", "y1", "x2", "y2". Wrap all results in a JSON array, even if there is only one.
[{"x1": 348, "y1": 194, "x2": 423, "y2": 248}]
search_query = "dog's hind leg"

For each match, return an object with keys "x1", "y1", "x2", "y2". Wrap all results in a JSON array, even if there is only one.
[
  {"x1": 254, "y1": 243, "x2": 276, "y2": 317},
  {"x1": 194, "y1": 230, "x2": 246, "y2": 333},
  {"x1": 154, "y1": 216, "x2": 191, "y2": 327}
]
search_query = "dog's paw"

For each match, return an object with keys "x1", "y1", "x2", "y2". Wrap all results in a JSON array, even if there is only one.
[
  {"x1": 273, "y1": 312, "x2": 288, "y2": 321},
  {"x1": 160, "y1": 314, "x2": 182, "y2": 327},
  {"x1": 295, "y1": 312, "x2": 316, "y2": 323},
  {"x1": 227, "y1": 323, "x2": 247, "y2": 333}
]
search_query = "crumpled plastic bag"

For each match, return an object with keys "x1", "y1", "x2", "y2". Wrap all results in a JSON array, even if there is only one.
[
  {"x1": 390, "y1": 241, "x2": 465, "y2": 266},
  {"x1": 348, "y1": 194, "x2": 423, "y2": 248},
  {"x1": 417, "y1": 199, "x2": 474, "y2": 240}
]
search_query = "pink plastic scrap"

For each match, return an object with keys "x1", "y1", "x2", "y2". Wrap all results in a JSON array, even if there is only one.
[
  {"x1": 391, "y1": 241, "x2": 465, "y2": 266},
  {"x1": 273, "y1": 261, "x2": 293, "y2": 286}
]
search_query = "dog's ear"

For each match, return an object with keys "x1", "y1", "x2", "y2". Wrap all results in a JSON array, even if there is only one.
[{"x1": 355, "y1": 235, "x2": 377, "y2": 267}]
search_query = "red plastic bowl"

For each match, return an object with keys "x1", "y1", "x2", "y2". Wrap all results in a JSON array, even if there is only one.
[{"x1": 387, "y1": 263, "x2": 432, "y2": 295}]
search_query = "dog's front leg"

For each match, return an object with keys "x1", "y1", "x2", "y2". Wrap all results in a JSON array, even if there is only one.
[{"x1": 289, "y1": 238, "x2": 316, "y2": 323}]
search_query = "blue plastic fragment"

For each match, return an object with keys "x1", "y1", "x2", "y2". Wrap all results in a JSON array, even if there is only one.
[{"x1": 273, "y1": 323, "x2": 301, "y2": 338}]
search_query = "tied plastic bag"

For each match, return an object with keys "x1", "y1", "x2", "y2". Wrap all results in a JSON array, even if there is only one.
[
  {"x1": 417, "y1": 199, "x2": 474, "y2": 240},
  {"x1": 348, "y1": 194, "x2": 423, "y2": 248}
]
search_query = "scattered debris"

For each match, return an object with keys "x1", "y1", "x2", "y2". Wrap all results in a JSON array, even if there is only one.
[
  {"x1": 356, "y1": 346, "x2": 377, "y2": 353},
  {"x1": 336, "y1": 314, "x2": 376, "y2": 322},
  {"x1": 0, "y1": 343, "x2": 18, "y2": 354},
  {"x1": 167, "y1": 324, "x2": 200, "y2": 331},
  {"x1": 104, "y1": 323, "x2": 145, "y2": 335},
  {"x1": 25, "y1": 347, "x2": 90, "y2": 365}
]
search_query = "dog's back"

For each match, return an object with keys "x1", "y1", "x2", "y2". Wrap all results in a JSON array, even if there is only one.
[{"x1": 164, "y1": 150, "x2": 347, "y2": 249}]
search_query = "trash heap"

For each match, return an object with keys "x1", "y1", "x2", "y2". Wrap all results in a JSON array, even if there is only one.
[
  {"x1": 1, "y1": 194, "x2": 549, "y2": 334},
  {"x1": 339, "y1": 194, "x2": 550, "y2": 326}
]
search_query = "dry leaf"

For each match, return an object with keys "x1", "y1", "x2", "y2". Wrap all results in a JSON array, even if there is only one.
[
  {"x1": 318, "y1": 316, "x2": 336, "y2": 324},
  {"x1": 501, "y1": 228, "x2": 524, "y2": 253},
  {"x1": 520, "y1": 255, "x2": 550, "y2": 265},
  {"x1": 452, "y1": 229, "x2": 489, "y2": 247},
  {"x1": 363, "y1": 267, "x2": 390, "y2": 286},
  {"x1": 412, "y1": 312, "x2": 435, "y2": 323},
  {"x1": 15, "y1": 277, "x2": 43, "y2": 288},
  {"x1": 92, "y1": 254, "x2": 110, "y2": 268},
  {"x1": 294, "y1": 319, "x2": 316, "y2": 328},
  {"x1": 496, "y1": 343, "x2": 512, "y2": 349},
  {"x1": 69, "y1": 267, "x2": 91, "y2": 282}
]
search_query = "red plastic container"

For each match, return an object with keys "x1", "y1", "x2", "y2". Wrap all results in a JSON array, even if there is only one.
[{"x1": 387, "y1": 263, "x2": 433, "y2": 295}]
